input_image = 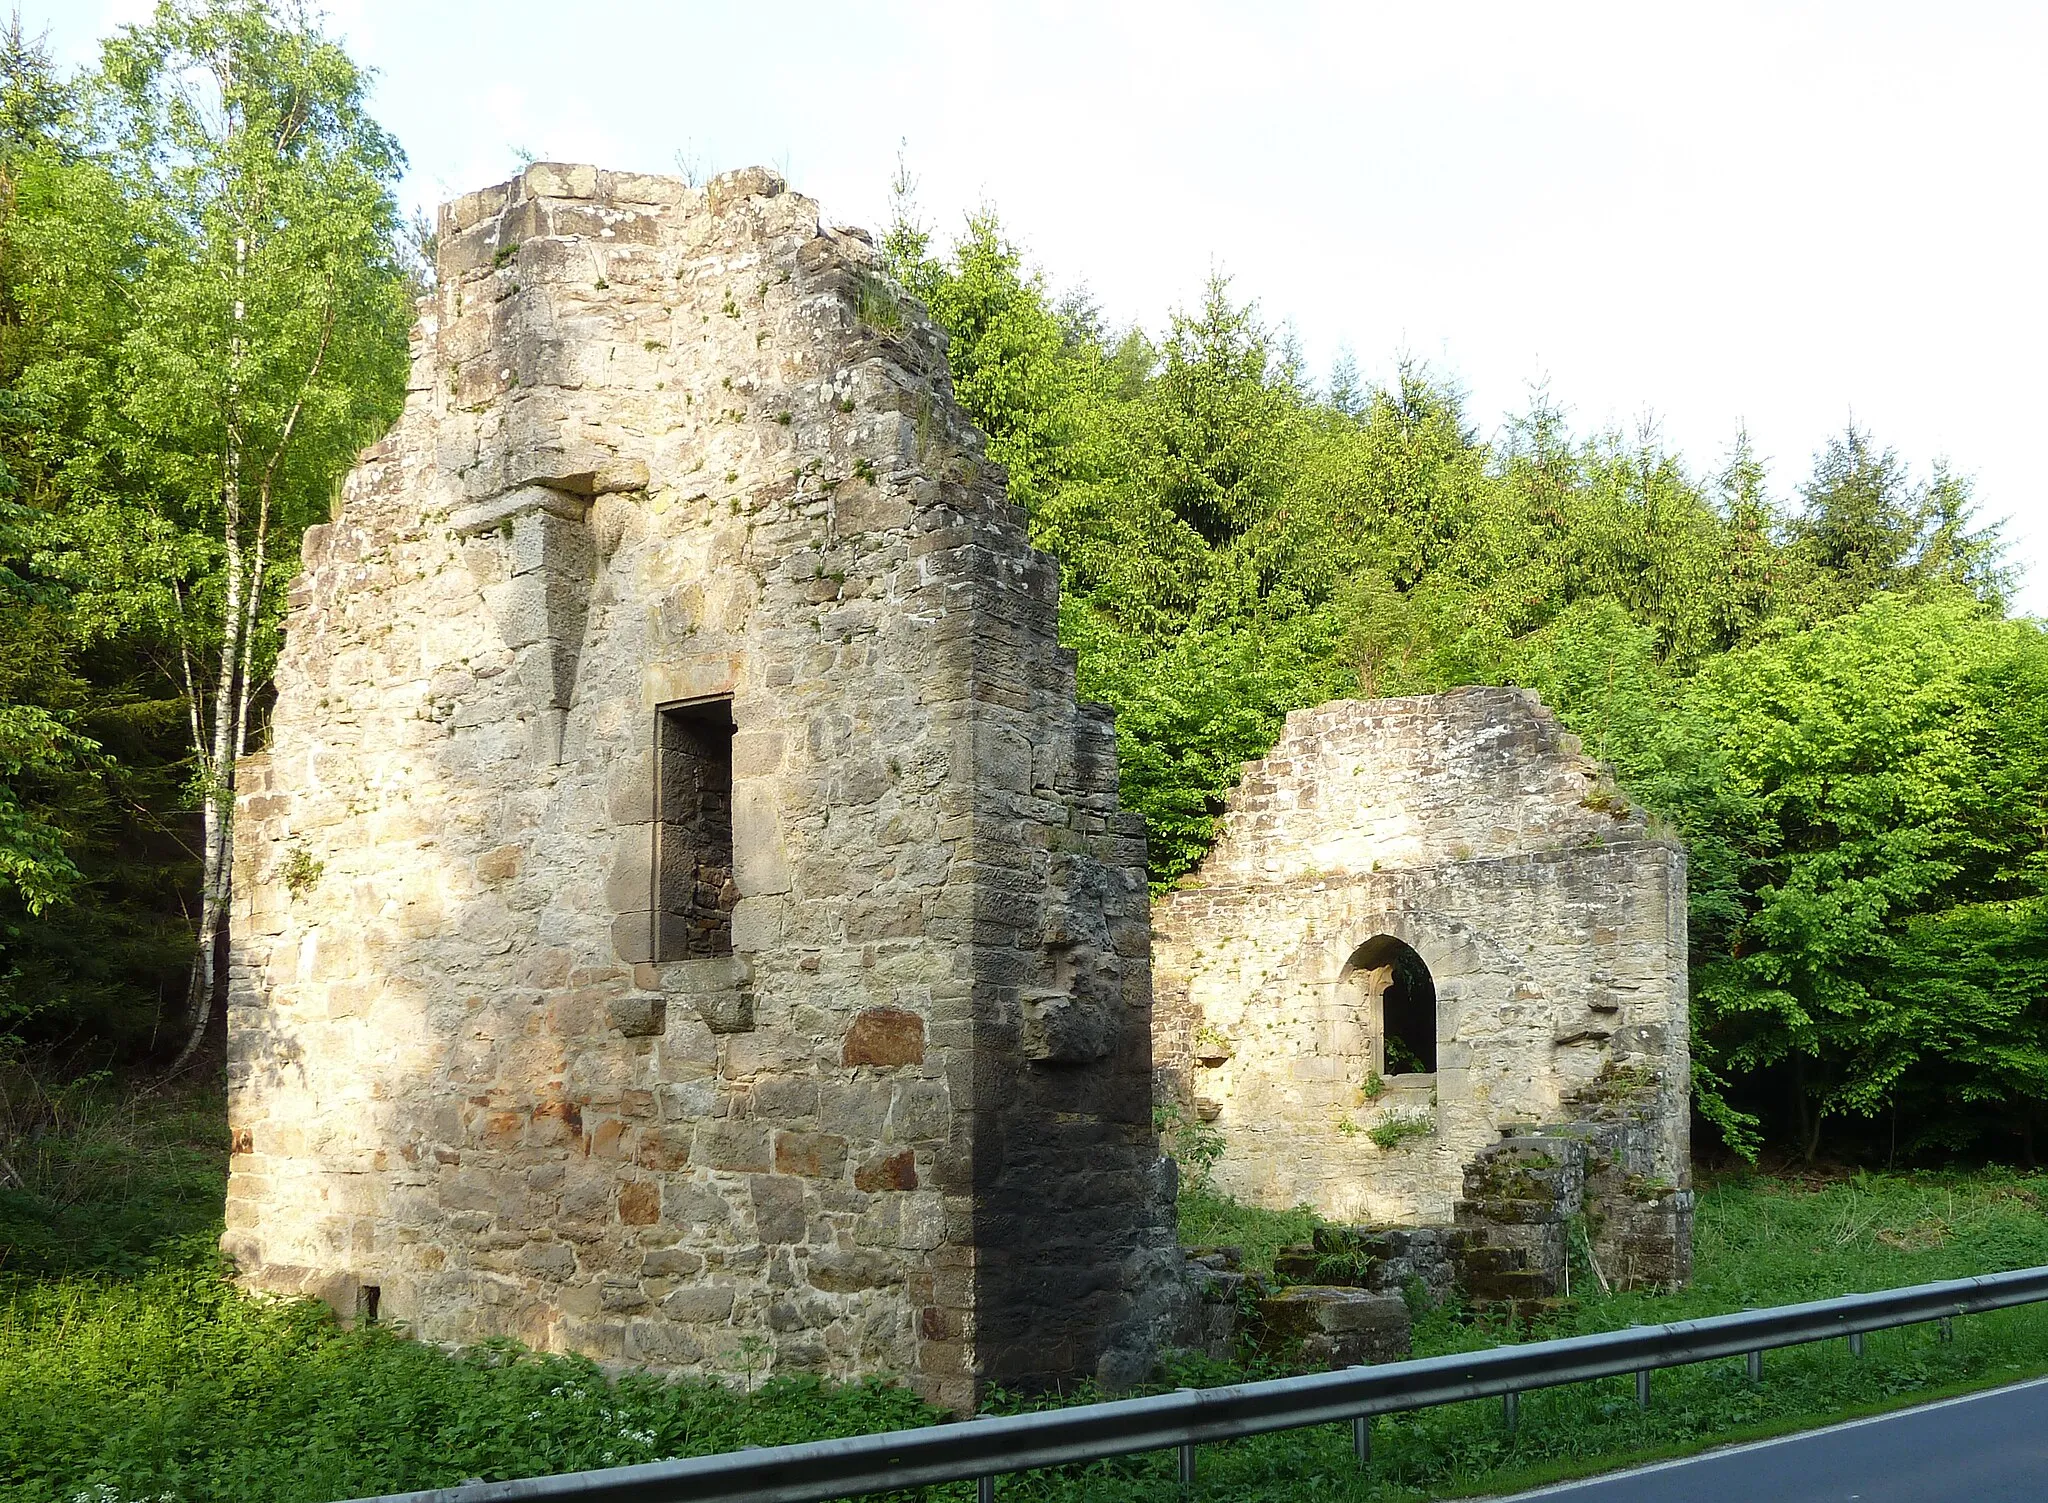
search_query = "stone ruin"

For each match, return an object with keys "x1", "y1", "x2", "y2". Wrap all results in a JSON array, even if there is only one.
[
  {"x1": 224, "y1": 164, "x2": 1697, "y2": 1412},
  {"x1": 224, "y1": 163, "x2": 1180, "y2": 1411},
  {"x1": 1154, "y1": 689, "x2": 1695, "y2": 1297}
]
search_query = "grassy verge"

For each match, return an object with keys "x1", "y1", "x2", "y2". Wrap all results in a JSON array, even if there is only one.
[
  {"x1": 0, "y1": 1065, "x2": 227, "y2": 1278},
  {"x1": 6, "y1": 1088, "x2": 2048, "y2": 1502}
]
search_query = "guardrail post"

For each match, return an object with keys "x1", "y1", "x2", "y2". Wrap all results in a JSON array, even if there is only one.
[
  {"x1": 1747, "y1": 1350, "x2": 1762, "y2": 1382},
  {"x1": 972, "y1": 1411, "x2": 1000, "y2": 1502},
  {"x1": 1503, "y1": 1390, "x2": 1519, "y2": 1433},
  {"x1": 1635, "y1": 1369, "x2": 1650, "y2": 1408},
  {"x1": 1353, "y1": 1414, "x2": 1371, "y2": 1468},
  {"x1": 1849, "y1": 1332, "x2": 1865, "y2": 1358},
  {"x1": 1175, "y1": 1387, "x2": 1196, "y2": 1491}
]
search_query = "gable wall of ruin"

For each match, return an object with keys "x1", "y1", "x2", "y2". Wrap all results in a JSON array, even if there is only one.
[
  {"x1": 224, "y1": 165, "x2": 1167, "y2": 1410},
  {"x1": 1152, "y1": 688, "x2": 1690, "y2": 1228}
]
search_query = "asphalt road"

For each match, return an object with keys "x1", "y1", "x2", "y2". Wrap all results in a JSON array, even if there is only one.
[{"x1": 1499, "y1": 1377, "x2": 2048, "y2": 1502}]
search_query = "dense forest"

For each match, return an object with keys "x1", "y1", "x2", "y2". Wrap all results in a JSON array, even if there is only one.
[{"x1": 2, "y1": 3, "x2": 2043, "y2": 1165}]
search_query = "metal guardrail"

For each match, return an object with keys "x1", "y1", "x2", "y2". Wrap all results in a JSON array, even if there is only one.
[{"x1": 357, "y1": 1264, "x2": 2048, "y2": 1503}]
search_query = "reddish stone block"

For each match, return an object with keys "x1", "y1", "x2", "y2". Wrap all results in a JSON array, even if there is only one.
[
  {"x1": 843, "y1": 1007, "x2": 925, "y2": 1067},
  {"x1": 618, "y1": 1180, "x2": 660, "y2": 1225},
  {"x1": 854, "y1": 1147, "x2": 918, "y2": 1192},
  {"x1": 773, "y1": 1130, "x2": 848, "y2": 1179},
  {"x1": 532, "y1": 1098, "x2": 584, "y2": 1143}
]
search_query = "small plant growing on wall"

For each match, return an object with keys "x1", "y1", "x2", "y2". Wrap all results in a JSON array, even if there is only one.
[
  {"x1": 853, "y1": 269, "x2": 903, "y2": 331},
  {"x1": 281, "y1": 843, "x2": 324, "y2": 900},
  {"x1": 1360, "y1": 1069, "x2": 1386, "y2": 1102},
  {"x1": 1368, "y1": 1110, "x2": 1435, "y2": 1152},
  {"x1": 1384, "y1": 1034, "x2": 1428, "y2": 1075},
  {"x1": 1580, "y1": 776, "x2": 1631, "y2": 816}
]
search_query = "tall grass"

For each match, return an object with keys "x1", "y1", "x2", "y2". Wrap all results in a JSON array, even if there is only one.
[
  {"x1": 0, "y1": 1063, "x2": 226, "y2": 1277},
  {"x1": 5, "y1": 1087, "x2": 2048, "y2": 1502}
]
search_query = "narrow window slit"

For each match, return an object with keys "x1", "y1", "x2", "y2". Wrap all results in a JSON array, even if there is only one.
[{"x1": 656, "y1": 698, "x2": 736, "y2": 961}]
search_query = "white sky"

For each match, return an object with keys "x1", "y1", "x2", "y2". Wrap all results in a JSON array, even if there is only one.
[{"x1": 34, "y1": 1, "x2": 2048, "y2": 614}]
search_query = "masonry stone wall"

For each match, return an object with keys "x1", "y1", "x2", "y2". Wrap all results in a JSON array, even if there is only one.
[
  {"x1": 1152, "y1": 688, "x2": 1691, "y2": 1249},
  {"x1": 223, "y1": 164, "x2": 1170, "y2": 1411}
]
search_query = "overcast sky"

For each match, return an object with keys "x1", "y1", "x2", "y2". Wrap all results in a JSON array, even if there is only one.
[{"x1": 33, "y1": 2, "x2": 2048, "y2": 614}]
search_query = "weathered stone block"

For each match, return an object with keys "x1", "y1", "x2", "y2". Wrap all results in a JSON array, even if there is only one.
[
  {"x1": 1256, "y1": 1286, "x2": 1411, "y2": 1367},
  {"x1": 694, "y1": 1122, "x2": 771, "y2": 1173},
  {"x1": 773, "y1": 1130, "x2": 848, "y2": 1180},
  {"x1": 842, "y1": 1007, "x2": 925, "y2": 1067},
  {"x1": 608, "y1": 994, "x2": 665, "y2": 1037},
  {"x1": 854, "y1": 1148, "x2": 917, "y2": 1192},
  {"x1": 750, "y1": 1175, "x2": 808, "y2": 1245},
  {"x1": 617, "y1": 1181, "x2": 660, "y2": 1225}
]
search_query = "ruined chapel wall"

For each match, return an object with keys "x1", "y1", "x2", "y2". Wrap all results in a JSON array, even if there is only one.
[
  {"x1": 1153, "y1": 688, "x2": 1689, "y2": 1228},
  {"x1": 224, "y1": 164, "x2": 1161, "y2": 1410}
]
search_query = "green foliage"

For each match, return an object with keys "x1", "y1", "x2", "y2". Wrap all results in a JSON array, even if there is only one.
[
  {"x1": 1152, "y1": 1101, "x2": 1226, "y2": 1190},
  {"x1": 0, "y1": 1066, "x2": 225, "y2": 1276},
  {"x1": 892, "y1": 194, "x2": 2036, "y2": 1161},
  {"x1": 1676, "y1": 593, "x2": 2048, "y2": 1159},
  {"x1": 278, "y1": 843, "x2": 321, "y2": 900},
  {"x1": 1178, "y1": 1188, "x2": 1326, "y2": 1279},
  {"x1": 11, "y1": 1152, "x2": 2048, "y2": 1501},
  {"x1": 0, "y1": 2, "x2": 410, "y2": 1059},
  {"x1": 0, "y1": 1253, "x2": 940, "y2": 1502}
]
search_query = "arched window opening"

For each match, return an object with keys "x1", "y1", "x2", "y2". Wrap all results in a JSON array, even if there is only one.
[{"x1": 1343, "y1": 935, "x2": 1437, "y2": 1077}]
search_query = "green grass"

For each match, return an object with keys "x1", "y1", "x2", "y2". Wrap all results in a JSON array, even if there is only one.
[
  {"x1": 1179, "y1": 1184, "x2": 1323, "y2": 1275},
  {"x1": 7, "y1": 1092, "x2": 2048, "y2": 1501},
  {"x1": 0, "y1": 1071, "x2": 228, "y2": 1278}
]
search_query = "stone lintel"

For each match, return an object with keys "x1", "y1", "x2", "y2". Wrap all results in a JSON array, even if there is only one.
[{"x1": 450, "y1": 484, "x2": 590, "y2": 537}]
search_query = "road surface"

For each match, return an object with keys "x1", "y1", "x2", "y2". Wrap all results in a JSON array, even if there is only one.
[{"x1": 1499, "y1": 1376, "x2": 2048, "y2": 1501}]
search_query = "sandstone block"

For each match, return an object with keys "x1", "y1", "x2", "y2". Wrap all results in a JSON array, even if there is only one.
[
  {"x1": 773, "y1": 1130, "x2": 848, "y2": 1180},
  {"x1": 617, "y1": 1181, "x2": 660, "y2": 1225},
  {"x1": 842, "y1": 1007, "x2": 925, "y2": 1067},
  {"x1": 751, "y1": 1175, "x2": 808, "y2": 1245},
  {"x1": 853, "y1": 1148, "x2": 917, "y2": 1193}
]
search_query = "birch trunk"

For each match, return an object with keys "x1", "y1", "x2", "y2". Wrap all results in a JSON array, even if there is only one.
[{"x1": 170, "y1": 228, "x2": 248, "y2": 1073}]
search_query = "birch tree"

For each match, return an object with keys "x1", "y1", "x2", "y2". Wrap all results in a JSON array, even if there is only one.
[{"x1": 42, "y1": 1, "x2": 407, "y2": 1067}]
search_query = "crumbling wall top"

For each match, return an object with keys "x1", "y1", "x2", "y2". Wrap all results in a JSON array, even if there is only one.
[{"x1": 1193, "y1": 685, "x2": 1661, "y2": 887}]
